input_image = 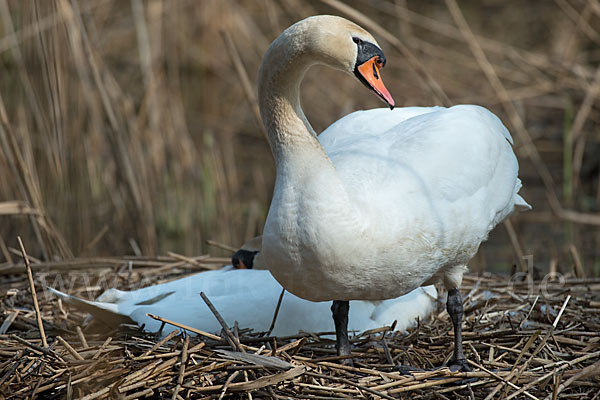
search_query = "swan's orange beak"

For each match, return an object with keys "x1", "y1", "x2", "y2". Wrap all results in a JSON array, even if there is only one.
[{"x1": 356, "y1": 56, "x2": 395, "y2": 109}]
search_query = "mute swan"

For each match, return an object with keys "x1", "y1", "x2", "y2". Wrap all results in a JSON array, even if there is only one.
[
  {"x1": 232, "y1": 235, "x2": 264, "y2": 269},
  {"x1": 257, "y1": 15, "x2": 530, "y2": 370},
  {"x1": 48, "y1": 267, "x2": 438, "y2": 337}
]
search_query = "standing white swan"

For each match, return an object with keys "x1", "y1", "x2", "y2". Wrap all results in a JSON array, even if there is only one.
[{"x1": 258, "y1": 15, "x2": 530, "y2": 370}]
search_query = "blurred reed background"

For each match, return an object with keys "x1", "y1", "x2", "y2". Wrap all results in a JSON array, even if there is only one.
[{"x1": 0, "y1": 0, "x2": 598, "y2": 275}]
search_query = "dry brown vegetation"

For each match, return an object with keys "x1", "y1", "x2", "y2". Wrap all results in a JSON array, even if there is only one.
[
  {"x1": 1, "y1": 261, "x2": 599, "y2": 399},
  {"x1": 1, "y1": 0, "x2": 600, "y2": 398}
]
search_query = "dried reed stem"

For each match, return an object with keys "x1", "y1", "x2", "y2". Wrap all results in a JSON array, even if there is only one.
[
  {"x1": 171, "y1": 334, "x2": 189, "y2": 400},
  {"x1": 17, "y1": 236, "x2": 48, "y2": 348},
  {"x1": 201, "y1": 291, "x2": 246, "y2": 353}
]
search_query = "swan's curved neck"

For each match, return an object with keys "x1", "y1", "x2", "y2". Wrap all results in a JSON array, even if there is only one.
[
  {"x1": 258, "y1": 26, "x2": 358, "y2": 233},
  {"x1": 258, "y1": 39, "x2": 320, "y2": 163}
]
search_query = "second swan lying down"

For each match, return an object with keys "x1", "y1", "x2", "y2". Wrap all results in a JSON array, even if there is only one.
[{"x1": 49, "y1": 267, "x2": 437, "y2": 337}]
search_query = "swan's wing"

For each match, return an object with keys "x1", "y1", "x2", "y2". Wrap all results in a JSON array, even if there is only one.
[
  {"x1": 321, "y1": 105, "x2": 530, "y2": 241},
  {"x1": 319, "y1": 107, "x2": 444, "y2": 147}
]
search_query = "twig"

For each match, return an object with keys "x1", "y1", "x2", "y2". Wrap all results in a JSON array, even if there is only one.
[
  {"x1": 266, "y1": 288, "x2": 286, "y2": 336},
  {"x1": 10, "y1": 335, "x2": 61, "y2": 361},
  {"x1": 201, "y1": 292, "x2": 246, "y2": 353},
  {"x1": 18, "y1": 236, "x2": 48, "y2": 348},
  {"x1": 552, "y1": 295, "x2": 571, "y2": 329},
  {"x1": 92, "y1": 337, "x2": 112, "y2": 360},
  {"x1": 504, "y1": 296, "x2": 572, "y2": 396},
  {"x1": 519, "y1": 296, "x2": 539, "y2": 330},
  {"x1": 146, "y1": 313, "x2": 224, "y2": 341},
  {"x1": 140, "y1": 329, "x2": 179, "y2": 357},
  {"x1": 544, "y1": 360, "x2": 600, "y2": 400},
  {"x1": 0, "y1": 255, "x2": 230, "y2": 275},
  {"x1": 205, "y1": 240, "x2": 237, "y2": 253},
  {"x1": 76, "y1": 326, "x2": 88, "y2": 348},
  {"x1": 304, "y1": 371, "x2": 396, "y2": 400},
  {"x1": 467, "y1": 359, "x2": 539, "y2": 400},
  {"x1": 57, "y1": 336, "x2": 84, "y2": 361},
  {"x1": 218, "y1": 370, "x2": 240, "y2": 400},
  {"x1": 171, "y1": 335, "x2": 189, "y2": 400},
  {"x1": 185, "y1": 366, "x2": 305, "y2": 393},
  {"x1": 0, "y1": 310, "x2": 19, "y2": 334}
]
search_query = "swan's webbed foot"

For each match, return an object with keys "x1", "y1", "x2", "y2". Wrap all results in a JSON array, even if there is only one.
[
  {"x1": 339, "y1": 356, "x2": 354, "y2": 366},
  {"x1": 331, "y1": 300, "x2": 353, "y2": 366},
  {"x1": 447, "y1": 357, "x2": 471, "y2": 372}
]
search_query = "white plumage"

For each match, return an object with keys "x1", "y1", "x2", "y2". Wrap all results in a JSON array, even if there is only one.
[
  {"x1": 263, "y1": 105, "x2": 530, "y2": 302},
  {"x1": 49, "y1": 268, "x2": 438, "y2": 337},
  {"x1": 255, "y1": 18, "x2": 530, "y2": 368},
  {"x1": 257, "y1": 17, "x2": 530, "y2": 317}
]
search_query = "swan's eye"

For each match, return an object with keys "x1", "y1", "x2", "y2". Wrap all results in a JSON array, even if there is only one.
[{"x1": 352, "y1": 37, "x2": 361, "y2": 44}]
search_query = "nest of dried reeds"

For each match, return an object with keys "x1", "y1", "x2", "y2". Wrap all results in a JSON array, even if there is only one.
[{"x1": 1, "y1": 251, "x2": 599, "y2": 400}]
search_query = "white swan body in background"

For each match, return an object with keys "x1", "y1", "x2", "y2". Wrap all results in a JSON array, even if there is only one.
[{"x1": 50, "y1": 268, "x2": 437, "y2": 337}]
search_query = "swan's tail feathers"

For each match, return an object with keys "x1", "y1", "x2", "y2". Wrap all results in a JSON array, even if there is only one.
[
  {"x1": 47, "y1": 287, "x2": 133, "y2": 326},
  {"x1": 513, "y1": 178, "x2": 531, "y2": 212},
  {"x1": 514, "y1": 194, "x2": 532, "y2": 212}
]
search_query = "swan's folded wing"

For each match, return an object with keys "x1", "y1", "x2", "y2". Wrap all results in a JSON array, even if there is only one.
[
  {"x1": 319, "y1": 106, "x2": 444, "y2": 147},
  {"x1": 323, "y1": 105, "x2": 529, "y2": 240}
]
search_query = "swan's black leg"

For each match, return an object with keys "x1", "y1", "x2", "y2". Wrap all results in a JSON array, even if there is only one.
[
  {"x1": 447, "y1": 288, "x2": 471, "y2": 372},
  {"x1": 331, "y1": 300, "x2": 352, "y2": 364}
]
